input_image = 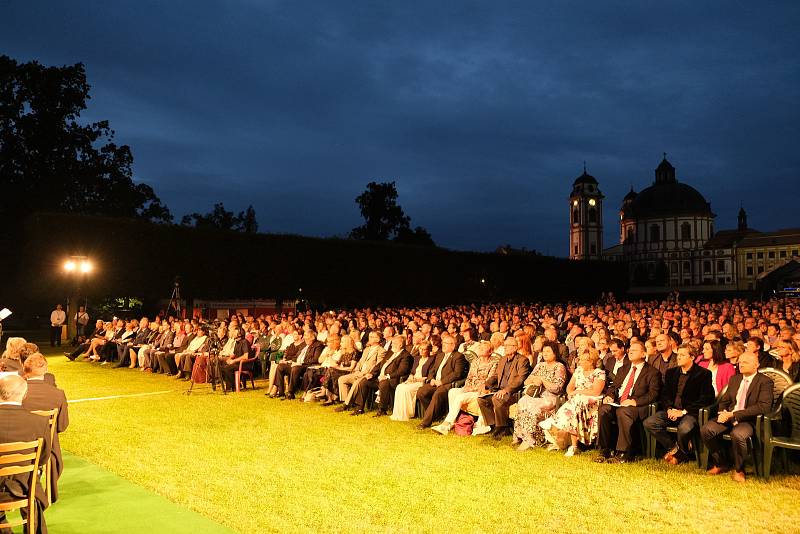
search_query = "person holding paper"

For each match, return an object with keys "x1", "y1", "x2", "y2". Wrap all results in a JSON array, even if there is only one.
[{"x1": 595, "y1": 340, "x2": 661, "y2": 463}]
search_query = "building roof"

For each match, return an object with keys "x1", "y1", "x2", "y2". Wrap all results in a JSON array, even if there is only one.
[
  {"x1": 621, "y1": 157, "x2": 713, "y2": 219},
  {"x1": 623, "y1": 188, "x2": 638, "y2": 202},
  {"x1": 572, "y1": 170, "x2": 598, "y2": 186},
  {"x1": 704, "y1": 228, "x2": 761, "y2": 249},
  {"x1": 738, "y1": 229, "x2": 800, "y2": 248},
  {"x1": 627, "y1": 180, "x2": 713, "y2": 218}
]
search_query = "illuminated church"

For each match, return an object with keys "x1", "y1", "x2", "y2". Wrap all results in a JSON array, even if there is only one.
[{"x1": 569, "y1": 156, "x2": 800, "y2": 292}]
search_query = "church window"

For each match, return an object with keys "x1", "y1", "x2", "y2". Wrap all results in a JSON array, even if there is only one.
[
  {"x1": 588, "y1": 207, "x2": 597, "y2": 223},
  {"x1": 681, "y1": 222, "x2": 691, "y2": 240},
  {"x1": 780, "y1": 250, "x2": 787, "y2": 258},
  {"x1": 590, "y1": 243, "x2": 596, "y2": 254},
  {"x1": 746, "y1": 252, "x2": 753, "y2": 260},
  {"x1": 574, "y1": 245, "x2": 578, "y2": 255},
  {"x1": 626, "y1": 228, "x2": 634, "y2": 242},
  {"x1": 573, "y1": 209, "x2": 580, "y2": 224},
  {"x1": 703, "y1": 260, "x2": 711, "y2": 274},
  {"x1": 768, "y1": 251, "x2": 775, "y2": 259},
  {"x1": 757, "y1": 252, "x2": 763, "y2": 259},
  {"x1": 746, "y1": 267, "x2": 753, "y2": 276},
  {"x1": 683, "y1": 261, "x2": 691, "y2": 271},
  {"x1": 717, "y1": 260, "x2": 725, "y2": 272},
  {"x1": 649, "y1": 224, "x2": 660, "y2": 242}
]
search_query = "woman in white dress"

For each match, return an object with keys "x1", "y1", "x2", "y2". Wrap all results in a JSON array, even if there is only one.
[{"x1": 391, "y1": 342, "x2": 433, "y2": 421}]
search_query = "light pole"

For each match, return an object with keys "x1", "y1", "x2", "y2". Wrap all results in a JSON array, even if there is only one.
[{"x1": 63, "y1": 255, "x2": 93, "y2": 341}]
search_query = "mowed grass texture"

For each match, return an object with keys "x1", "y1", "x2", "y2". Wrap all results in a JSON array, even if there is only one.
[{"x1": 48, "y1": 352, "x2": 798, "y2": 534}]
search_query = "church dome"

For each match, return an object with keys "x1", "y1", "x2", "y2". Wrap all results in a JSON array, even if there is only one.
[
  {"x1": 626, "y1": 157, "x2": 713, "y2": 219},
  {"x1": 629, "y1": 181, "x2": 712, "y2": 218}
]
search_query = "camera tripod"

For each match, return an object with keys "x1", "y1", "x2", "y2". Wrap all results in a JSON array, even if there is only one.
[
  {"x1": 167, "y1": 278, "x2": 182, "y2": 318},
  {"x1": 184, "y1": 328, "x2": 227, "y2": 395}
]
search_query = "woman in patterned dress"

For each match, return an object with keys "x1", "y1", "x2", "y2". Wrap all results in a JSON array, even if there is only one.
[
  {"x1": 513, "y1": 341, "x2": 567, "y2": 451},
  {"x1": 539, "y1": 348, "x2": 605, "y2": 457}
]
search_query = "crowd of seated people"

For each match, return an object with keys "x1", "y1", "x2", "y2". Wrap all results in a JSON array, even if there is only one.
[
  {"x1": 1, "y1": 337, "x2": 70, "y2": 533},
  {"x1": 58, "y1": 296, "x2": 800, "y2": 482}
]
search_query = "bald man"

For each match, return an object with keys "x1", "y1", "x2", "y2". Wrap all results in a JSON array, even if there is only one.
[{"x1": 0, "y1": 374, "x2": 52, "y2": 533}]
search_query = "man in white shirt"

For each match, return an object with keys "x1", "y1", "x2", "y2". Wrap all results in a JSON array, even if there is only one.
[
  {"x1": 50, "y1": 304, "x2": 66, "y2": 347},
  {"x1": 75, "y1": 306, "x2": 90, "y2": 339}
]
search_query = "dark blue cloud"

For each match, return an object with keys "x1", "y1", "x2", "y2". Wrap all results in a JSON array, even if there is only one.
[{"x1": 2, "y1": 1, "x2": 799, "y2": 254}]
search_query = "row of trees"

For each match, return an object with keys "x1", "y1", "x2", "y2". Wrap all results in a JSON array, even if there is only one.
[{"x1": 0, "y1": 55, "x2": 432, "y2": 244}]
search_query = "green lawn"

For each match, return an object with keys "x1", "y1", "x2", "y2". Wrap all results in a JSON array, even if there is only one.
[{"x1": 43, "y1": 349, "x2": 799, "y2": 534}]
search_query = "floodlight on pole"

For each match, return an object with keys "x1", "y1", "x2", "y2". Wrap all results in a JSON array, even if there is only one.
[{"x1": 63, "y1": 254, "x2": 94, "y2": 341}]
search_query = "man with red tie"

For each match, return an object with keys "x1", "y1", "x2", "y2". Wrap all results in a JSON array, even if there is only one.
[
  {"x1": 700, "y1": 352, "x2": 773, "y2": 482},
  {"x1": 596, "y1": 340, "x2": 661, "y2": 463}
]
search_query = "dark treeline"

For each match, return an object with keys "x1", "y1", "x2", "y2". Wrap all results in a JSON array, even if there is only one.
[{"x1": 6, "y1": 212, "x2": 626, "y2": 318}]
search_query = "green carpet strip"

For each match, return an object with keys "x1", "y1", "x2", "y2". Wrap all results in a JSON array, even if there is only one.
[{"x1": 43, "y1": 452, "x2": 236, "y2": 534}]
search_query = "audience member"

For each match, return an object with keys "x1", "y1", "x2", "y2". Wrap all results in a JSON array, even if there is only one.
[
  {"x1": 512, "y1": 340, "x2": 567, "y2": 451},
  {"x1": 643, "y1": 344, "x2": 714, "y2": 465},
  {"x1": 596, "y1": 340, "x2": 661, "y2": 463},
  {"x1": 700, "y1": 352, "x2": 773, "y2": 482}
]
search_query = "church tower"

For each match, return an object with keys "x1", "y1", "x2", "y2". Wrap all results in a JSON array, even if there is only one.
[
  {"x1": 569, "y1": 165, "x2": 604, "y2": 260},
  {"x1": 738, "y1": 206, "x2": 748, "y2": 231}
]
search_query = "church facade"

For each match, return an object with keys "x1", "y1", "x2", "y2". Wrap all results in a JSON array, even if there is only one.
[{"x1": 570, "y1": 156, "x2": 800, "y2": 293}]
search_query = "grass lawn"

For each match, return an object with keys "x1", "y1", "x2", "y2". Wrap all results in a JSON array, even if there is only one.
[{"x1": 41, "y1": 348, "x2": 799, "y2": 534}]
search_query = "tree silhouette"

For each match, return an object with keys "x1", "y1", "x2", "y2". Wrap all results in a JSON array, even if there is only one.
[
  {"x1": 350, "y1": 181, "x2": 434, "y2": 246},
  {"x1": 181, "y1": 203, "x2": 258, "y2": 233},
  {"x1": 0, "y1": 55, "x2": 171, "y2": 224}
]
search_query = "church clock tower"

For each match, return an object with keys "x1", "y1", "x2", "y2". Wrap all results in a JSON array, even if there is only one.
[{"x1": 569, "y1": 166, "x2": 604, "y2": 260}]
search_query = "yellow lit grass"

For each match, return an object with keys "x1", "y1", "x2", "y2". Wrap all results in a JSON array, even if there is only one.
[{"x1": 48, "y1": 352, "x2": 798, "y2": 534}]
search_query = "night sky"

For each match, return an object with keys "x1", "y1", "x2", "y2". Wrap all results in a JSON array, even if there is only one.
[{"x1": 3, "y1": 2, "x2": 799, "y2": 255}]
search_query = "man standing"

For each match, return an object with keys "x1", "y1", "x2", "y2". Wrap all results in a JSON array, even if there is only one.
[
  {"x1": 643, "y1": 344, "x2": 714, "y2": 464},
  {"x1": 75, "y1": 306, "x2": 90, "y2": 340},
  {"x1": 700, "y1": 352, "x2": 773, "y2": 482},
  {"x1": 49, "y1": 304, "x2": 66, "y2": 347},
  {"x1": 596, "y1": 340, "x2": 661, "y2": 463}
]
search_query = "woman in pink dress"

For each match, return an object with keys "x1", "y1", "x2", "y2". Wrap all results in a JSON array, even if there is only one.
[{"x1": 698, "y1": 340, "x2": 735, "y2": 395}]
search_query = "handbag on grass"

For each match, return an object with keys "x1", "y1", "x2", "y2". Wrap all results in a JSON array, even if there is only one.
[{"x1": 453, "y1": 412, "x2": 476, "y2": 436}]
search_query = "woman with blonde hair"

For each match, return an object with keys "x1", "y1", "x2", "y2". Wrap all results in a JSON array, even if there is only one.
[
  {"x1": 321, "y1": 335, "x2": 358, "y2": 405},
  {"x1": 539, "y1": 348, "x2": 605, "y2": 457},
  {"x1": 772, "y1": 339, "x2": 800, "y2": 382},
  {"x1": 0, "y1": 337, "x2": 26, "y2": 372}
]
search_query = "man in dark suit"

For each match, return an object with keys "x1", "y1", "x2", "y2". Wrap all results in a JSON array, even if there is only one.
[
  {"x1": 274, "y1": 330, "x2": 324, "y2": 399},
  {"x1": 596, "y1": 340, "x2": 661, "y2": 463},
  {"x1": 602, "y1": 338, "x2": 629, "y2": 384},
  {"x1": 700, "y1": 352, "x2": 773, "y2": 482},
  {"x1": 350, "y1": 336, "x2": 412, "y2": 416},
  {"x1": 0, "y1": 374, "x2": 52, "y2": 534},
  {"x1": 643, "y1": 344, "x2": 714, "y2": 464},
  {"x1": 416, "y1": 335, "x2": 468, "y2": 429},
  {"x1": 477, "y1": 336, "x2": 532, "y2": 439},
  {"x1": 21, "y1": 353, "x2": 69, "y2": 503}
]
